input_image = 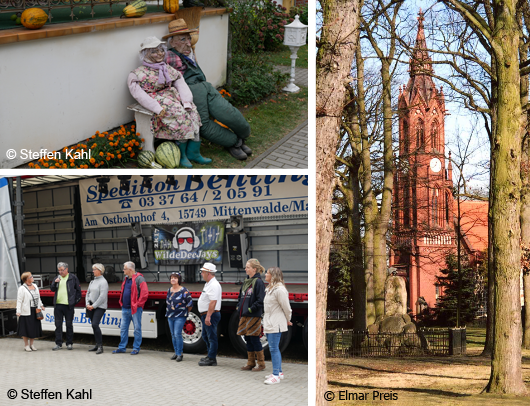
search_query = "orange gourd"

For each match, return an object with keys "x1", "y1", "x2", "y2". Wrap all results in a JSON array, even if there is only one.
[
  {"x1": 163, "y1": 0, "x2": 179, "y2": 13},
  {"x1": 21, "y1": 8, "x2": 48, "y2": 30}
]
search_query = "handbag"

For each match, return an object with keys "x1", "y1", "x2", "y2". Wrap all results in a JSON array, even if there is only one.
[
  {"x1": 86, "y1": 300, "x2": 94, "y2": 319},
  {"x1": 25, "y1": 285, "x2": 43, "y2": 320}
]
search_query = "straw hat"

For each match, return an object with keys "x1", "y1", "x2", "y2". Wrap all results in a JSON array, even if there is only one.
[{"x1": 162, "y1": 19, "x2": 198, "y2": 40}]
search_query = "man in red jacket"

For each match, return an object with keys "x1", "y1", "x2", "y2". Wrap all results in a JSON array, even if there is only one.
[{"x1": 112, "y1": 262, "x2": 148, "y2": 355}]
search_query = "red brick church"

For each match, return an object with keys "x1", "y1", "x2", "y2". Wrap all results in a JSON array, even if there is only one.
[{"x1": 389, "y1": 12, "x2": 488, "y2": 315}]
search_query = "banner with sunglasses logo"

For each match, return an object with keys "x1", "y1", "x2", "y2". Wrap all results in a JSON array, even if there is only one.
[
  {"x1": 79, "y1": 175, "x2": 308, "y2": 229},
  {"x1": 152, "y1": 221, "x2": 225, "y2": 265}
]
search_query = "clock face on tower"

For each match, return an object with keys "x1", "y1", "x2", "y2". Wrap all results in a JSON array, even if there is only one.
[{"x1": 430, "y1": 157, "x2": 442, "y2": 173}]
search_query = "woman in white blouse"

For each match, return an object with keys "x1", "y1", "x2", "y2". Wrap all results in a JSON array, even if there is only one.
[{"x1": 16, "y1": 272, "x2": 45, "y2": 352}]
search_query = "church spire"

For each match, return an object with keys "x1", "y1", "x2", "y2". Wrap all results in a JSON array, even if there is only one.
[{"x1": 410, "y1": 10, "x2": 433, "y2": 77}]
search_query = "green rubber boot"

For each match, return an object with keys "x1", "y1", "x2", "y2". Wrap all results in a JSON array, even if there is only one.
[
  {"x1": 177, "y1": 141, "x2": 193, "y2": 168},
  {"x1": 187, "y1": 140, "x2": 212, "y2": 165}
]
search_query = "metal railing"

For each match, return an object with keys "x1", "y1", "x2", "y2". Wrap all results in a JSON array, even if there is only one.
[
  {"x1": 1, "y1": 1, "x2": 162, "y2": 22},
  {"x1": 326, "y1": 309, "x2": 353, "y2": 320},
  {"x1": 326, "y1": 328, "x2": 465, "y2": 358}
]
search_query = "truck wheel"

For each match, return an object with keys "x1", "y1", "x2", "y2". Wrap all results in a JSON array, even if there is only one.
[
  {"x1": 303, "y1": 318, "x2": 308, "y2": 350},
  {"x1": 182, "y1": 307, "x2": 206, "y2": 354}
]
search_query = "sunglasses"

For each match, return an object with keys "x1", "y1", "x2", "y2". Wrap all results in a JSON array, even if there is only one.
[{"x1": 178, "y1": 237, "x2": 194, "y2": 244}]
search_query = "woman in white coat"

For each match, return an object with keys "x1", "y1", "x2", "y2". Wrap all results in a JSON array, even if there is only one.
[
  {"x1": 262, "y1": 267, "x2": 292, "y2": 385},
  {"x1": 16, "y1": 272, "x2": 45, "y2": 352}
]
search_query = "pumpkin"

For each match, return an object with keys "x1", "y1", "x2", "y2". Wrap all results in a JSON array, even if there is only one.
[
  {"x1": 163, "y1": 0, "x2": 179, "y2": 13},
  {"x1": 155, "y1": 142, "x2": 181, "y2": 169},
  {"x1": 138, "y1": 150, "x2": 162, "y2": 169},
  {"x1": 21, "y1": 8, "x2": 48, "y2": 30},
  {"x1": 121, "y1": 0, "x2": 147, "y2": 18}
]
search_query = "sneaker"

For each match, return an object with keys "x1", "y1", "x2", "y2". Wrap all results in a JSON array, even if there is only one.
[
  {"x1": 265, "y1": 373, "x2": 284, "y2": 380},
  {"x1": 96, "y1": 346, "x2": 104, "y2": 355},
  {"x1": 176, "y1": 355, "x2": 183, "y2": 362},
  {"x1": 198, "y1": 358, "x2": 217, "y2": 366},
  {"x1": 264, "y1": 375, "x2": 281, "y2": 385},
  {"x1": 171, "y1": 354, "x2": 178, "y2": 360},
  {"x1": 24, "y1": 346, "x2": 32, "y2": 352},
  {"x1": 200, "y1": 356, "x2": 210, "y2": 362},
  {"x1": 112, "y1": 349, "x2": 126, "y2": 354},
  {"x1": 30, "y1": 345, "x2": 37, "y2": 351},
  {"x1": 88, "y1": 345, "x2": 98, "y2": 352},
  {"x1": 130, "y1": 349, "x2": 140, "y2": 355},
  {"x1": 66, "y1": 344, "x2": 73, "y2": 350},
  {"x1": 52, "y1": 345, "x2": 62, "y2": 351}
]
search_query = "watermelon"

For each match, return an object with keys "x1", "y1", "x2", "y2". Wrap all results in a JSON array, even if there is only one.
[
  {"x1": 155, "y1": 142, "x2": 180, "y2": 169},
  {"x1": 138, "y1": 150, "x2": 156, "y2": 168}
]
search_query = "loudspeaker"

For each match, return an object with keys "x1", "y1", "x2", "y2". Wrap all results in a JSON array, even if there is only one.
[
  {"x1": 226, "y1": 233, "x2": 248, "y2": 268},
  {"x1": 127, "y1": 236, "x2": 148, "y2": 269}
]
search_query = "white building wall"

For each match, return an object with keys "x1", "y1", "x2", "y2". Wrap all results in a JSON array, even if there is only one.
[{"x1": 0, "y1": 13, "x2": 228, "y2": 169}]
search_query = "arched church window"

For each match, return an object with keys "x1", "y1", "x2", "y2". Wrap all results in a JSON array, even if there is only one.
[
  {"x1": 432, "y1": 188, "x2": 439, "y2": 226},
  {"x1": 403, "y1": 183, "x2": 410, "y2": 227},
  {"x1": 403, "y1": 121, "x2": 409, "y2": 154},
  {"x1": 431, "y1": 120, "x2": 439, "y2": 151},
  {"x1": 445, "y1": 192, "x2": 450, "y2": 225},
  {"x1": 416, "y1": 119, "x2": 424, "y2": 149}
]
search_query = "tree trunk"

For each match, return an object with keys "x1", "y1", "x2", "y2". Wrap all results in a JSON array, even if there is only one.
[
  {"x1": 349, "y1": 170, "x2": 366, "y2": 332},
  {"x1": 485, "y1": 4, "x2": 526, "y2": 393},
  {"x1": 522, "y1": 123, "x2": 530, "y2": 349},
  {"x1": 316, "y1": 0, "x2": 360, "y2": 403},
  {"x1": 354, "y1": 39, "x2": 376, "y2": 325},
  {"x1": 373, "y1": 60, "x2": 394, "y2": 319}
]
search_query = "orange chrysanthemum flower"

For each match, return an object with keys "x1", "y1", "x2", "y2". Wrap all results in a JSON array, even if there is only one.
[
  {"x1": 28, "y1": 163, "x2": 34, "y2": 168},
  {"x1": 128, "y1": 147, "x2": 132, "y2": 151},
  {"x1": 106, "y1": 156, "x2": 111, "y2": 161},
  {"x1": 118, "y1": 154, "x2": 122, "y2": 159}
]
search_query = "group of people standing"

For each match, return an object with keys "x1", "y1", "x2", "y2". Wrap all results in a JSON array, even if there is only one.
[{"x1": 15, "y1": 258, "x2": 292, "y2": 385}]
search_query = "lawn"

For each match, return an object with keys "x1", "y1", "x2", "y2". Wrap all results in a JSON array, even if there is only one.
[
  {"x1": 325, "y1": 327, "x2": 530, "y2": 405},
  {"x1": 264, "y1": 44, "x2": 309, "y2": 69}
]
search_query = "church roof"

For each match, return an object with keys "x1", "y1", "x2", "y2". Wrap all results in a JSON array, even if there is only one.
[{"x1": 457, "y1": 200, "x2": 488, "y2": 253}]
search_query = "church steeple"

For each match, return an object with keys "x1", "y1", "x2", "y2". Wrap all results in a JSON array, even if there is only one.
[
  {"x1": 410, "y1": 10, "x2": 433, "y2": 77},
  {"x1": 402, "y1": 10, "x2": 438, "y2": 105}
]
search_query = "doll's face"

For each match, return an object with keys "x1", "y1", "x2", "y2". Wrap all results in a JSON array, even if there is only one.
[
  {"x1": 170, "y1": 34, "x2": 192, "y2": 56},
  {"x1": 146, "y1": 46, "x2": 165, "y2": 63}
]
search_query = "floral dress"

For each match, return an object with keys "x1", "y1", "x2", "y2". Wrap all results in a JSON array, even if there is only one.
[{"x1": 132, "y1": 65, "x2": 201, "y2": 141}]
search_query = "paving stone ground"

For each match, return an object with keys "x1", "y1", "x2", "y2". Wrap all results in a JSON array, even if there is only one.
[
  {"x1": 248, "y1": 66, "x2": 308, "y2": 169},
  {"x1": 0, "y1": 337, "x2": 308, "y2": 405}
]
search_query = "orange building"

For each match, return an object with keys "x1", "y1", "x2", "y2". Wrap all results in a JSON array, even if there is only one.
[{"x1": 390, "y1": 12, "x2": 488, "y2": 314}]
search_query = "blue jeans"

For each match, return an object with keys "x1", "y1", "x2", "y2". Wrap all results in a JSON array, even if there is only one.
[
  {"x1": 168, "y1": 317, "x2": 186, "y2": 356},
  {"x1": 201, "y1": 312, "x2": 221, "y2": 360},
  {"x1": 266, "y1": 332, "x2": 282, "y2": 376},
  {"x1": 118, "y1": 307, "x2": 143, "y2": 352}
]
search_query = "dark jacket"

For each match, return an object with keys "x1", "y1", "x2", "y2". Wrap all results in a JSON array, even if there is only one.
[
  {"x1": 237, "y1": 273, "x2": 265, "y2": 318},
  {"x1": 50, "y1": 273, "x2": 82, "y2": 309},
  {"x1": 166, "y1": 49, "x2": 251, "y2": 147},
  {"x1": 119, "y1": 272, "x2": 149, "y2": 315}
]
